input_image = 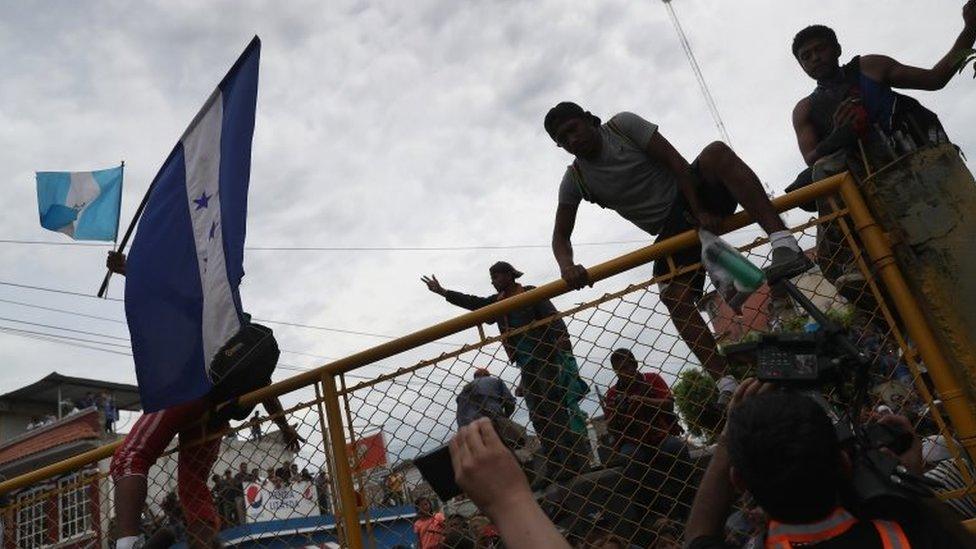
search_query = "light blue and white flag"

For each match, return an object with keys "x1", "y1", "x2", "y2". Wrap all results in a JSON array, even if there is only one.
[
  {"x1": 125, "y1": 37, "x2": 260, "y2": 412},
  {"x1": 35, "y1": 165, "x2": 123, "y2": 241}
]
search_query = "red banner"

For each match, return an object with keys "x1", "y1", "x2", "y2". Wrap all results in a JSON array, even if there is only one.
[{"x1": 347, "y1": 432, "x2": 387, "y2": 473}]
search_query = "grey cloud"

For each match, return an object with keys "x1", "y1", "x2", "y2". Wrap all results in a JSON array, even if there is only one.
[{"x1": 0, "y1": 0, "x2": 972, "y2": 430}]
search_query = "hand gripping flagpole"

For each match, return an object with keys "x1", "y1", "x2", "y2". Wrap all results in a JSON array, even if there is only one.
[{"x1": 96, "y1": 160, "x2": 155, "y2": 298}]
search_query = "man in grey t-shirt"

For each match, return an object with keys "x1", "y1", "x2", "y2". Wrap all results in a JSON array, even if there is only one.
[{"x1": 546, "y1": 102, "x2": 811, "y2": 377}]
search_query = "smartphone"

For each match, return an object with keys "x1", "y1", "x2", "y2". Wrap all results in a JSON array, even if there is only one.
[{"x1": 413, "y1": 444, "x2": 461, "y2": 501}]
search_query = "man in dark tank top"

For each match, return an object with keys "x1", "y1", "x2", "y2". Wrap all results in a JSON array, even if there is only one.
[
  {"x1": 786, "y1": 7, "x2": 975, "y2": 302},
  {"x1": 791, "y1": 3, "x2": 975, "y2": 168}
]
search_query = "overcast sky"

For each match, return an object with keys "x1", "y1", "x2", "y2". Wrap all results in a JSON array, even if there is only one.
[{"x1": 1, "y1": 1, "x2": 973, "y2": 445}]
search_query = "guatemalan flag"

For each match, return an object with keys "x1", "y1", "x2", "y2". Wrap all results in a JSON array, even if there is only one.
[
  {"x1": 35, "y1": 165, "x2": 123, "y2": 241},
  {"x1": 125, "y1": 37, "x2": 260, "y2": 412}
]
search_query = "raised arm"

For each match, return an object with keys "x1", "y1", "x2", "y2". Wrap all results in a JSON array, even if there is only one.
[
  {"x1": 793, "y1": 98, "x2": 824, "y2": 166},
  {"x1": 552, "y1": 203, "x2": 589, "y2": 289},
  {"x1": 861, "y1": 1, "x2": 976, "y2": 91},
  {"x1": 421, "y1": 275, "x2": 494, "y2": 311},
  {"x1": 793, "y1": 95, "x2": 863, "y2": 166}
]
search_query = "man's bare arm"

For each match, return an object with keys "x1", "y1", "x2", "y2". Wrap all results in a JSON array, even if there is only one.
[
  {"x1": 552, "y1": 203, "x2": 588, "y2": 289},
  {"x1": 861, "y1": 1, "x2": 976, "y2": 91},
  {"x1": 451, "y1": 419, "x2": 572, "y2": 549},
  {"x1": 793, "y1": 98, "x2": 823, "y2": 166},
  {"x1": 686, "y1": 379, "x2": 773, "y2": 541}
]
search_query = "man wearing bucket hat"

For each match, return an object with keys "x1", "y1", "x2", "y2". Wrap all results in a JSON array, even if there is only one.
[
  {"x1": 422, "y1": 261, "x2": 591, "y2": 486},
  {"x1": 545, "y1": 102, "x2": 812, "y2": 377}
]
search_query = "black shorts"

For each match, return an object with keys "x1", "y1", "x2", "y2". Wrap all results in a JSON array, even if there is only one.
[{"x1": 651, "y1": 160, "x2": 737, "y2": 295}]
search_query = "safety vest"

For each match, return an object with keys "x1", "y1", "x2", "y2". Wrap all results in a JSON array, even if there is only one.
[{"x1": 765, "y1": 507, "x2": 910, "y2": 549}]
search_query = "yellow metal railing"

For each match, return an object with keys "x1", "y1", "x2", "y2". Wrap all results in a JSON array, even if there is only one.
[{"x1": 3, "y1": 173, "x2": 976, "y2": 548}]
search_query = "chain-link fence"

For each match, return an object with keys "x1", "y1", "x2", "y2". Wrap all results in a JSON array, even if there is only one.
[{"x1": 2, "y1": 174, "x2": 975, "y2": 548}]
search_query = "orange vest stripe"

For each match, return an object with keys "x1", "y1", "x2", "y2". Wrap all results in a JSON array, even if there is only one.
[
  {"x1": 764, "y1": 509, "x2": 911, "y2": 549},
  {"x1": 765, "y1": 508, "x2": 858, "y2": 548},
  {"x1": 872, "y1": 519, "x2": 911, "y2": 549}
]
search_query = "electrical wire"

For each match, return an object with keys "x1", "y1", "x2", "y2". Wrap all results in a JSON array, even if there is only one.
[
  {"x1": 253, "y1": 317, "x2": 464, "y2": 348},
  {"x1": 0, "y1": 310, "x2": 420, "y2": 387},
  {"x1": 0, "y1": 316, "x2": 129, "y2": 341},
  {"x1": 662, "y1": 0, "x2": 730, "y2": 145},
  {"x1": 0, "y1": 327, "x2": 133, "y2": 356},
  {"x1": 0, "y1": 297, "x2": 127, "y2": 324},
  {"x1": 0, "y1": 280, "x2": 121, "y2": 300},
  {"x1": 660, "y1": 1, "x2": 775, "y2": 196},
  {"x1": 0, "y1": 280, "x2": 467, "y2": 346},
  {"x1": 0, "y1": 325, "x2": 130, "y2": 349},
  {"x1": 0, "y1": 238, "x2": 648, "y2": 251}
]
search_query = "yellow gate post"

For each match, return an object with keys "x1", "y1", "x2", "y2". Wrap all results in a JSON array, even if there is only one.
[
  {"x1": 322, "y1": 373, "x2": 365, "y2": 548},
  {"x1": 840, "y1": 177, "x2": 976, "y2": 463}
]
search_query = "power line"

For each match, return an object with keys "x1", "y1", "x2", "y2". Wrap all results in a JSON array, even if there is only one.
[
  {"x1": 660, "y1": 1, "x2": 775, "y2": 196},
  {"x1": 0, "y1": 307, "x2": 423, "y2": 385},
  {"x1": 0, "y1": 280, "x2": 120, "y2": 300},
  {"x1": 661, "y1": 0, "x2": 731, "y2": 145},
  {"x1": 244, "y1": 241, "x2": 647, "y2": 251},
  {"x1": 0, "y1": 297, "x2": 128, "y2": 324},
  {"x1": 0, "y1": 303, "x2": 389, "y2": 364},
  {"x1": 0, "y1": 327, "x2": 133, "y2": 356},
  {"x1": 0, "y1": 239, "x2": 108, "y2": 247},
  {"x1": 254, "y1": 317, "x2": 464, "y2": 347},
  {"x1": 0, "y1": 325, "x2": 426, "y2": 393},
  {"x1": 0, "y1": 316, "x2": 129, "y2": 341},
  {"x1": 0, "y1": 325, "x2": 130, "y2": 348},
  {"x1": 0, "y1": 238, "x2": 648, "y2": 252},
  {"x1": 280, "y1": 349, "x2": 338, "y2": 361},
  {"x1": 0, "y1": 327, "x2": 392, "y2": 385},
  {"x1": 0, "y1": 280, "x2": 471, "y2": 346}
]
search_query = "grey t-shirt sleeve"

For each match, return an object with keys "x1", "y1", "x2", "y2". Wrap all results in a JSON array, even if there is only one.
[
  {"x1": 610, "y1": 111, "x2": 658, "y2": 150},
  {"x1": 558, "y1": 167, "x2": 582, "y2": 206}
]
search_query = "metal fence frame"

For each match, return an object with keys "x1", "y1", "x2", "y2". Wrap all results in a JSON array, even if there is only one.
[{"x1": 4, "y1": 172, "x2": 976, "y2": 546}]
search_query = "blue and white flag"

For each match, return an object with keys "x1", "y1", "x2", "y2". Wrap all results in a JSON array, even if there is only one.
[
  {"x1": 35, "y1": 165, "x2": 123, "y2": 241},
  {"x1": 125, "y1": 37, "x2": 260, "y2": 412}
]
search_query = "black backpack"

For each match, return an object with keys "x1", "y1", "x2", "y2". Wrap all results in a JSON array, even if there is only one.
[{"x1": 208, "y1": 322, "x2": 280, "y2": 423}]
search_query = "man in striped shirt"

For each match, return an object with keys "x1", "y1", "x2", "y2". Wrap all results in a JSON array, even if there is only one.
[{"x1": 923, "y1": 435, "x2": 976, "y2": 519}]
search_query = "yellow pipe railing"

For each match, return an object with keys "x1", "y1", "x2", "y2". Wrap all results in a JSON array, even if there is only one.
[
  {"x1": 0, "y1": 172, "x2": 849, "y2": 497},
  {"x1": 321, "y1": 374, "x2": 364, "y2": 547}
]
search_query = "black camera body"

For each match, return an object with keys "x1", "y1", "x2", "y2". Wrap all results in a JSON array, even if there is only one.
[
  {"x1": 725, "y1": 331, "x2": 841, "y2": 386},
  {"x1": 725, "y1": 281, "x2": 936, "y2": 519}
]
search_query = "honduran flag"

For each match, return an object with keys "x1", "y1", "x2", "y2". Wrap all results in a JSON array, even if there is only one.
[
  {"x1": 35, "y1": 165, "x2": 123, "y2": 241},
  {"x1": 125, "y1": 37, "x2": 260, "y2": 412}
]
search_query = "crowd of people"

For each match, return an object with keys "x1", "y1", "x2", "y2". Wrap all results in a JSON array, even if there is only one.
[
  {"x1": 26, "y1": 390, "x2": 118, "y2": 433},
  {"x1": 418, "y1": 6, "x2": 976, "y2": 547},
  {"x1": 94, "y1": 3, "x2": 976, "y2": 547},
  {"x1": 412, "y1": 496, "x2": 504, "y2": 549},
  {"x1": 207, "y1": 461, "x2": 327, "y2": 528}
]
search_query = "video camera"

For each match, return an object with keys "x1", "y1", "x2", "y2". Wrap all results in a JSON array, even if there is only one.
[{"x1": 724, "y1": 279, "x2": 939, "y2": 516}]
